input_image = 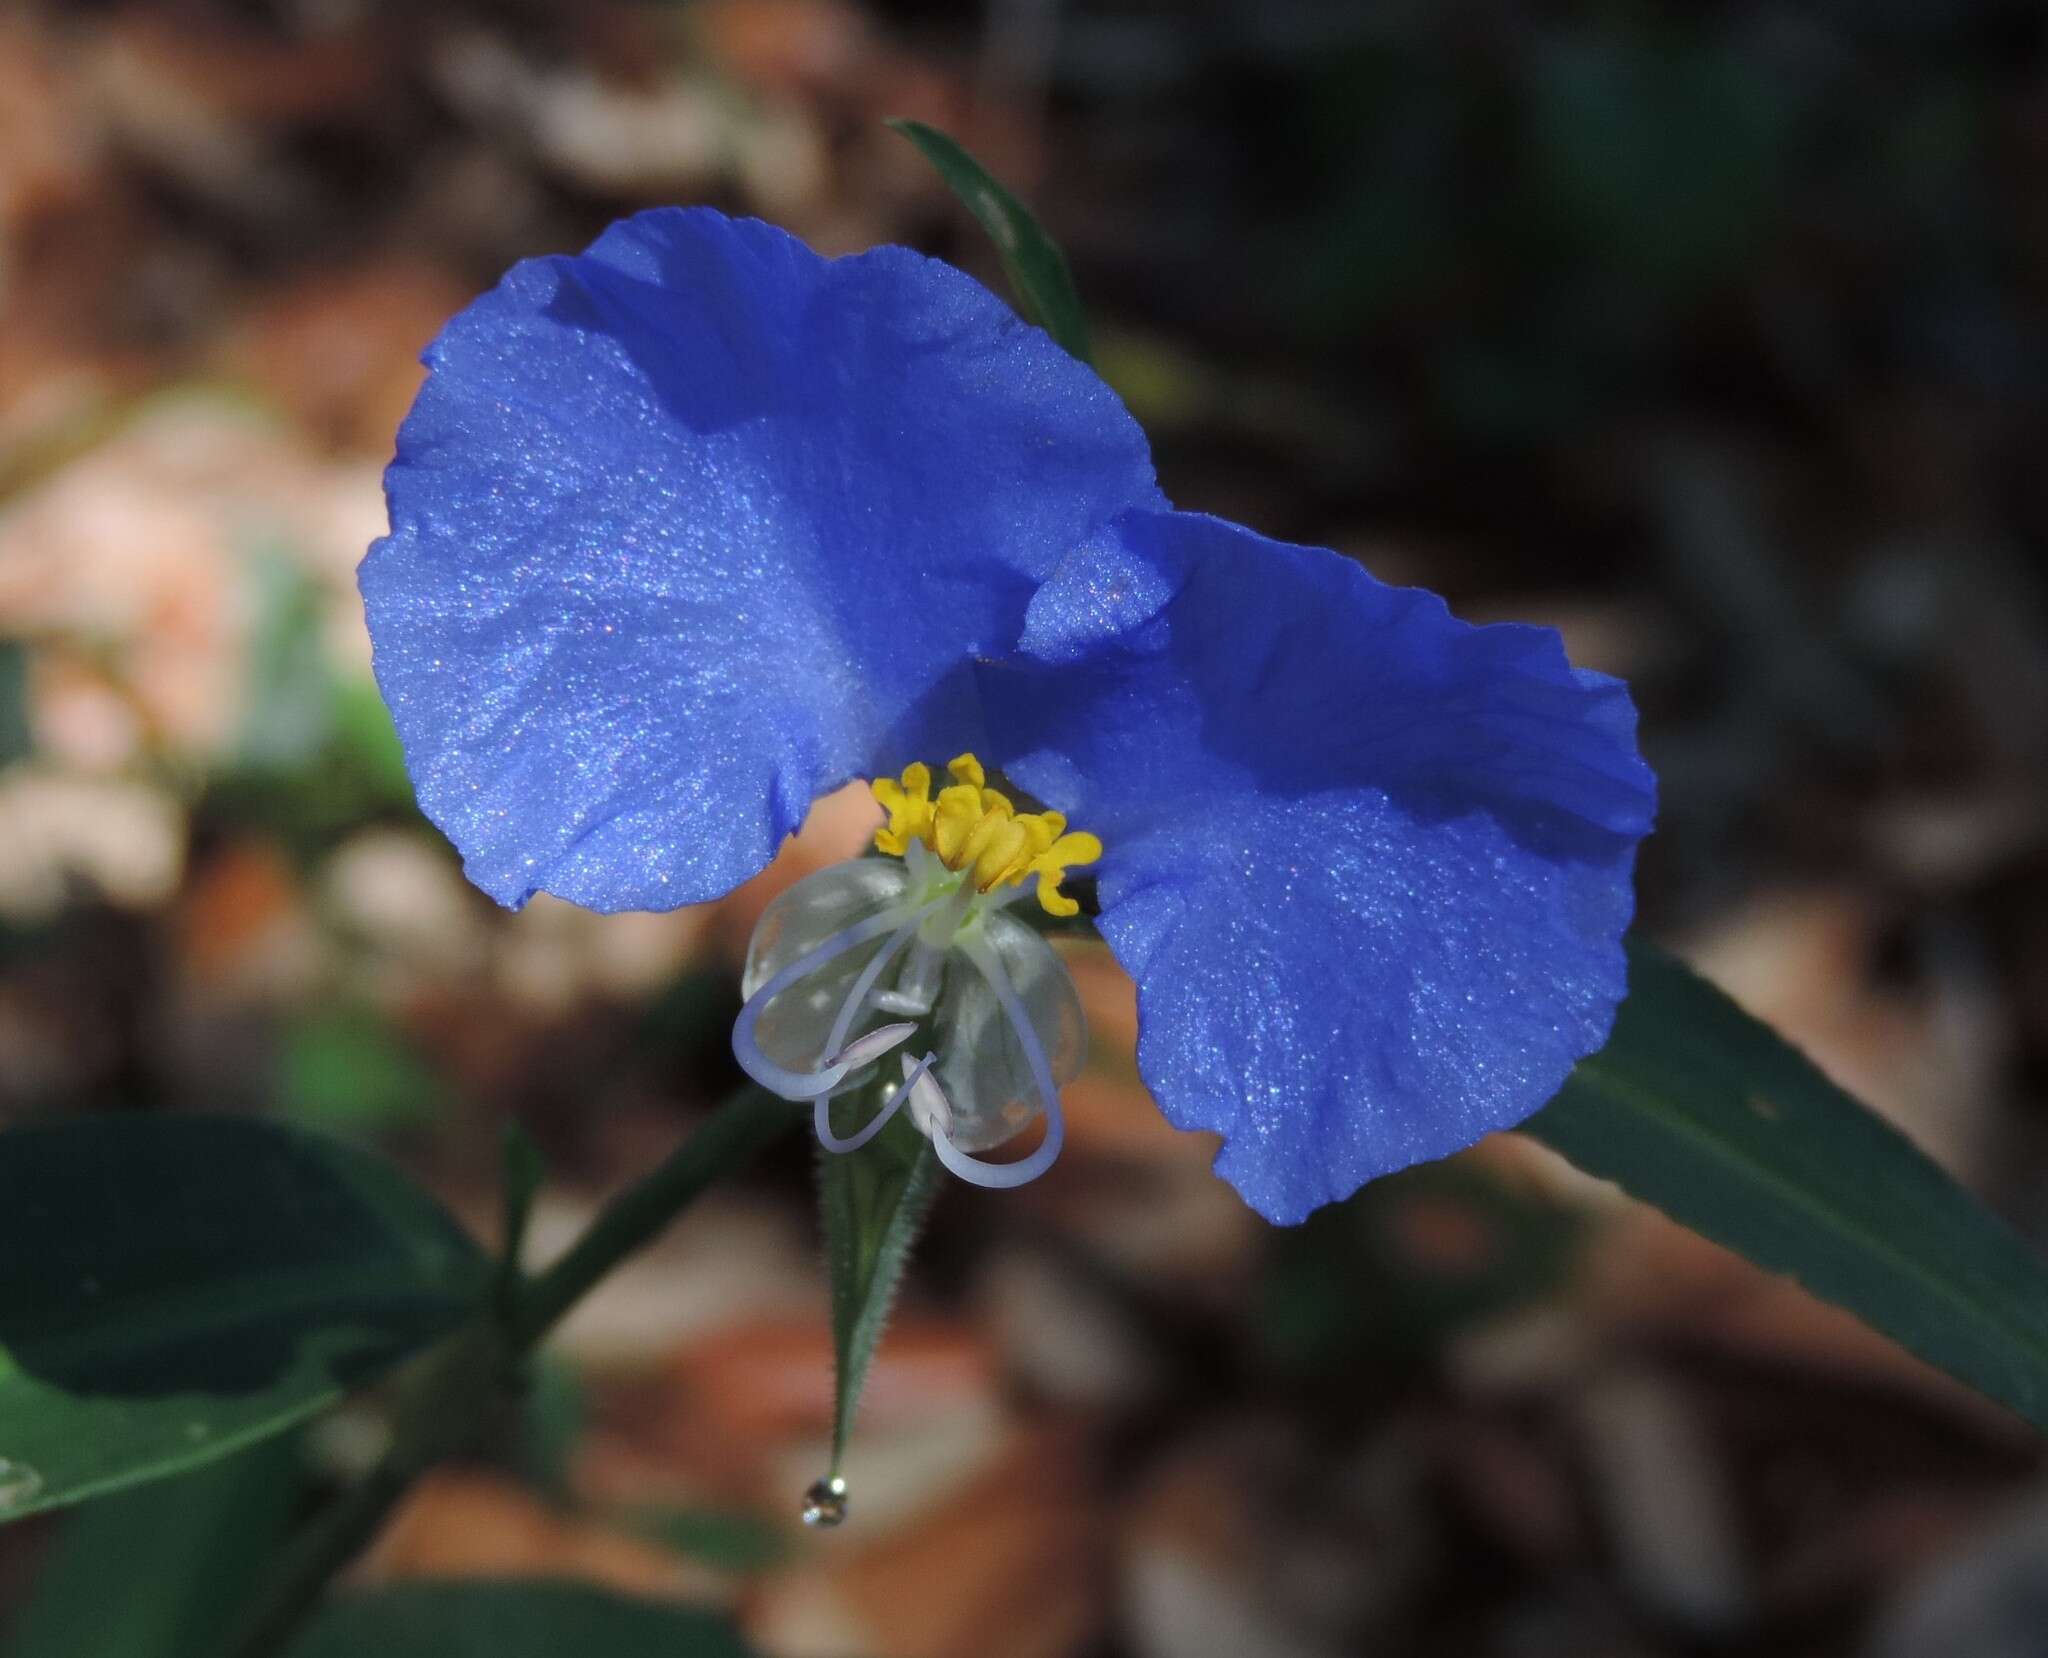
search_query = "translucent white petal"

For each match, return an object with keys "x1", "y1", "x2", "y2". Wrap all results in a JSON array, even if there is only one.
[
  {"x1": 930, "y1": 911, "x2": 1084, "y2": 1152},
  {"x1": 741, "y1": 859, "x2": 913, "y2": 1077}
]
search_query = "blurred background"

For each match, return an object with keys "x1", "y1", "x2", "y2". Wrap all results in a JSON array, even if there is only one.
[{"x1": 5, "y1": 1, "x2": 2048, "y2": 1654}]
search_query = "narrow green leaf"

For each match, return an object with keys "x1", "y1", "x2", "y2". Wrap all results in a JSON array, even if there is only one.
[
  {"x1": 889, "y1": 119, "x2": 1093, "y2": 362},
  {"x1": 819, "y1": 1106, "x2": 941, "y2": 1477},
  {"x1": 1526, "y1": 941, "x2": 2048, "y2": 1430},
  {"x1": 284, "y1": 1582, "x2": 756, "y2": 1658},
  {"x1": 0, "y1": 1116, "x2": 489, "y2": 1520},
  {"x1": 496, "y1": 1121, "x2": 546, "y2": 1321},
  {"x1": 6, "y1": 1436, "x2": 304, "y2": 1658},
  {"x1": 498, "y1": 1125, "x2": 546, "y2": 1267}
]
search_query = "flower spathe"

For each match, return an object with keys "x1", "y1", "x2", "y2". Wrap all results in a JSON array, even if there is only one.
[{"x1": 362, "y1": 206, "x2": 1655, "y2": 1225}]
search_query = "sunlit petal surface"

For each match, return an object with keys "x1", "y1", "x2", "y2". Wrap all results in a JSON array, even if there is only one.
[
  {"x1": 986, "y1": 509, "x2": 1656, "y2": 1223},
  {"x1": 363, "y1": 210, "x2": 1156, "y2": 911}
]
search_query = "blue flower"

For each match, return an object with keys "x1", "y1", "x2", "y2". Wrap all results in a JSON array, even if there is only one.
[{"x1": 363, "y1": 207, "x2": 1654, "y2": 1225}]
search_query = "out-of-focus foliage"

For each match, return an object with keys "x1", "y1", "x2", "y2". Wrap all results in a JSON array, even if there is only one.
[
  {"x1": 0, "y1": 1116, "x2": 485, "y2": 1517},
  {"x1": 285, "y1": 1581, "x2": 758, "y2": 1658},
  {"x1": 8, "y1": 1440, "x2": 303, "y2": 1658}
]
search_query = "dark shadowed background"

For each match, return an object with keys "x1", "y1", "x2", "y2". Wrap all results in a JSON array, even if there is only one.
[{"x1": 5, "y1": 3, "x2": 2048, "y2": 1654}]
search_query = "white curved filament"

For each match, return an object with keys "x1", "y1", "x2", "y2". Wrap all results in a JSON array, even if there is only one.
[
  {"x1": 814, "y1": 1051, "x2": 937, "y2": 1154},
  {"x1": 822, "y1": 916, "x2": 923, "y2": 1065},
  {"x1": 927, "y1": 935, "x2": 1066, "y2": 1190},
  {"x1": 731, "y1": 906, "x2": 920, "y2": 1099}
]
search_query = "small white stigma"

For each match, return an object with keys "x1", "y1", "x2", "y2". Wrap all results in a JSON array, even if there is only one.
[{"x1": 902, "y1": 1051, "x2": 953, "y2": 1139}]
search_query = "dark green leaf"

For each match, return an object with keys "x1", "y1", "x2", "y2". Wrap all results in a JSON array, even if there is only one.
[
  {"x1": 6, "y1": 1436, "x2": 304, "y2": 1658},
  {"x1": 285, "y1": 1581, "x2": 757, "y2": 1658},
  {"x1": 819, "y1": 1105, "x2": 941, "y2": 1476},
  {"x1": 890, "y1": 119, "x2": 1093, "y2": 362},
  {"x1": 0, "y1": 1115, "x2": 488, "y2": 1520},
  {"x1": 0, "y1": 641, "x2": 30, "y2": 768},
  {"x1": 1526, "y1": 941, "x2": 2048, "y2": 1431},
  {"x1": 514, "y1": 1352, "x2": 586, "y2": 1505},
  {"x1": 633, "y1": 1505, "x2": 789, "y2": 1573}
]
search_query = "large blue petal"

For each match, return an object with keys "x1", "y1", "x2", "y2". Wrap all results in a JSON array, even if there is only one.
[
  {"x1": 984, "y1": 510, "x2": 1655, "y2": 1224},
  {"x1": 362, "y1": 209, "x2": 1157, "y2": 912}
]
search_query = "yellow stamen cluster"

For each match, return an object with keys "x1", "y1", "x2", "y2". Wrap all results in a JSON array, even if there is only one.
[{"x1": 871, "y1": 753, "x2": 1102, "y2": 918}]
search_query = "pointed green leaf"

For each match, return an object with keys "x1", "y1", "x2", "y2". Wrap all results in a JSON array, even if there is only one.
[
  {"x1": 0, "y1": 1116, "x2": 489, "y2": 1520},
  {"x1": 285, "y1": 1582, "x2": 756, "y2": 1658},
  {"x1": 497, "y1": 1123, "x2": 546, "y2": 1282},
  {"x1": 818, "y1": 1105, "x2": 941, "y2": 1476},
  {"x1": 1526, "y1": 941, "x2": 2048, "y2": 1430},
  {"x1": 496, "y1": 1120, "x2": 547, "y2": 1330},
  {"x1": 890, "y1": 119, "x2": 1093, "y2": 363}
]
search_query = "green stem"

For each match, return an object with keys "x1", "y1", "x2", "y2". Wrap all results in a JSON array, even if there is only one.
[
  {"x1": 219, "y1": 1326, "x2": 507, "y2": 1658},
  {"x1": 222, "y1": 1088, "x2": 798, "y2": 1658},
  {"x1": 509, "y1": 1091, "x2": 798, "y2": 1344}
]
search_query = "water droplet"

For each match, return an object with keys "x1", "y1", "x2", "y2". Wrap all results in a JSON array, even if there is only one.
[
  {"x1": 0, "y1": 1459, "x2": 44, "y2": 1513},
  {"x1": 800, "y1": 1474, "x2": 848, "y2": 1528}
]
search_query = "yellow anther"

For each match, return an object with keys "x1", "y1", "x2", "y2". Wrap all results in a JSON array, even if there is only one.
[
  {"x1": 970, "y1": 818, "x2": 1033, "y2": 891},
  {"x1": 956, "y1": 801, "x2": 1018, "y2": 876},
  {"x1": 867, "y1": 752, "x2": 1100, "y2": 917},
  {"x1": 871, "y1": 762, "x2": 934, "y2": 856},
  {"x1": 1027, "y1": 832, "x2": 1103, "y2": 918},
  {"x1": 931, "y1": 782, "x2": 990, "y2": 865}
]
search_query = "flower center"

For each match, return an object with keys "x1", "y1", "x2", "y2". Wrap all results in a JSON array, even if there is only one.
[
  {"x1": 872, "y1": 752, "x2": 1101, "y2": 918},
  {"x1": 728, "y1": 759, "x2": 1094, "y2": 1191}
]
